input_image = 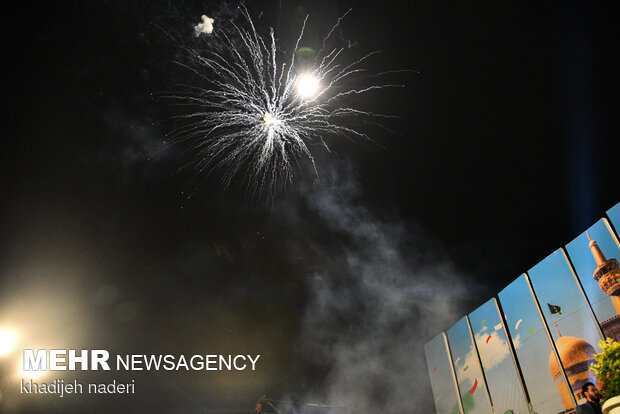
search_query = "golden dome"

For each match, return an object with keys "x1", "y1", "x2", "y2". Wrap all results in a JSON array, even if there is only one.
[{"x1": 549, "y1": 336, "x2": 597, "y2": 379}]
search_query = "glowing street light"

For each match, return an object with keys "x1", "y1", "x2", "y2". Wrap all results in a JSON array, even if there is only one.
[{"x1": 0, "y1": 328, "x2": 18, "y2": 356}]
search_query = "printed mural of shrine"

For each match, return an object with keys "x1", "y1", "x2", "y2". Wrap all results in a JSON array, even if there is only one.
[{"x1": 425, "y1": 202, "x2": 620, "y2": 414}]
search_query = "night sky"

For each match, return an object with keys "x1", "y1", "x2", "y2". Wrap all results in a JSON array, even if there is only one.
[{"x1": 1, "y1": 1, "x2": 618, "y2": 413}]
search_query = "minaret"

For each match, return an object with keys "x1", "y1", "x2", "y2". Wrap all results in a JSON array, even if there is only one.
[{"x1": 586, "y1": 231, "x2": 620, "y2": 314}]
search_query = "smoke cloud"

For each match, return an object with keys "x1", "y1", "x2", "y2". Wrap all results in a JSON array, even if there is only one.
[
  {"x1": 283, "y1": 164, "x2": 473, "y2": 413},
  {"x1": 194, "y1": 15, "x2": 214, "y2": 36}
]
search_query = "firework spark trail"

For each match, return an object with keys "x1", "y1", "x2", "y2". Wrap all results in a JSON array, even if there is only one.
[{"x1": 168, "y1": 7, "x2": 404, "y2": 198}]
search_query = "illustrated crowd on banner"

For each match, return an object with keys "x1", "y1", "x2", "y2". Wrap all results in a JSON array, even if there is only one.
[{"x1": 424, "y1": 202, "x2": 620, "y2": 414}]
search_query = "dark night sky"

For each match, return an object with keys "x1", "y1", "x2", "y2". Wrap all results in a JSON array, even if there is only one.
[{"x1": 1, "y1": 1, "x2": 618, "y2": 413}]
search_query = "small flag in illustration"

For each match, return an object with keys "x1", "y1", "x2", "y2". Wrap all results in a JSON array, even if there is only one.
[
  {"x1": 515, "y1": 319, "x2": 523, "y2": 330},
  {"x1": 494, "y1": 323, "x2": 502, "y2": 331},
  {"x1": 481, "y1": 319, "x2": 486, "y2": 327},
  {"x1": 469, "y1": 378, "x2": 478, "y2": 394},
  {"x1": 486, "y1": 335, "x2": 492, "y2": 343},
  {"x1": 547, "y1": 303, "x2": 562, "y2": 315},
  {"x1": 527, "y1": 327, "x2": 535, "y2": 335}
]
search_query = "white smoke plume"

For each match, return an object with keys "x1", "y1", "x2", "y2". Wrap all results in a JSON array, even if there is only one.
[
  {"x1": 194, "y1": 15, "x2": 214, "y2": 36},
  {"x1": 283, "y1": 165, "x2": 475, "y2": 413}
]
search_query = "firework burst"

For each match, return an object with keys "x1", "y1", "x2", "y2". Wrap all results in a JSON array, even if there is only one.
[{"x1": 168, "y1": 7, "x2": 402, "y2": 198}]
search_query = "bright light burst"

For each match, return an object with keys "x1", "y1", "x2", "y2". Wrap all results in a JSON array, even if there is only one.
[
  {"x1": 169, "y1": 7, "x2": 401, "y2": 197},
  {"x1": 296, "y1": 74, "x2": 320, "y2": 98},
  {"x1": 0, "y1": 328, "x2": 18, "y2": 356}
]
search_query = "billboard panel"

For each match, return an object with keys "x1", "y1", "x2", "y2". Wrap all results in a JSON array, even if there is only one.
[
  {"x1": 527, "y1": 249, "x2": 604, "y2": 403},
  {"x1": 498, "y1": 274, "x2": 573, "y2": 413},
  {"x1": 565, "y1": 219, "x2": 620, "y2": 342},
  {"x1": 425, "y1": 332, "x2": 462, "y2": 414},
  {"x1": 607, "y1": 202, "x2": 620, "y2": 236},
  {"x1": 446, "y1": 317, "x2": 492, "y2": 414},
  {"x1": 468, "y1": 298, "x2": 529, "y2": 414}
]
